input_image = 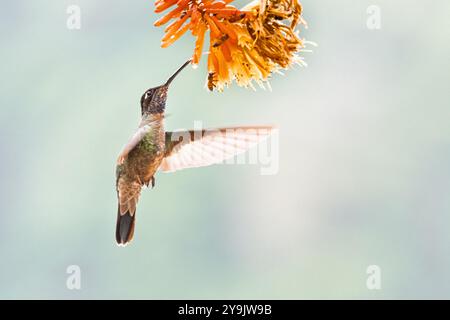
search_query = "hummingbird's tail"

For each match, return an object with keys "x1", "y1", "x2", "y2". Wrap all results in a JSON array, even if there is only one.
[
  {"x1": 116, "y1": 178, "x2": 141, "y2": 246},
  {"x1": 115, "y1": 208, "x2": 136, "y2": 246}
]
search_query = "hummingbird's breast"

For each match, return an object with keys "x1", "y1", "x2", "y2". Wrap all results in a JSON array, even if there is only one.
[{"x1": 124, "y1": 114, "x2": 165, "y2": 185}]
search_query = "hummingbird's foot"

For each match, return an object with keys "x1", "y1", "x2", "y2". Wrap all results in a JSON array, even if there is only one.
[{"x1": 151, "y1": 176, "x2": 155, "y2": 188}]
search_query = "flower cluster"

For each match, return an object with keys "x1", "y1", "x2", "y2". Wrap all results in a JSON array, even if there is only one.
[{"x1": 154, "y1": 0, "x2": 307, "y2": 91}]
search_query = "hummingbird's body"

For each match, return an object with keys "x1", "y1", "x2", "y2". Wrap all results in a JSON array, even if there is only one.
[
  {"x1": 119, "y1": 113, "x2": 165, "y2": 187},
  {"x1": 115, "y1": 60, "x2": 274, "y2": 245}
]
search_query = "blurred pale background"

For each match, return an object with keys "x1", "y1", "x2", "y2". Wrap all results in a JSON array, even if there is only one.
[{"x1": 0, "y1": 0, "x2": 449, "y2": 299}]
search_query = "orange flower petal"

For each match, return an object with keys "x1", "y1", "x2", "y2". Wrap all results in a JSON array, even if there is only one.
[
  {"x1": 164, "y1": 11, "x2": 190, "y2": 34},
  {"x1": 154, "y1": 5, "x2": 184, "y2": 26},
  {"x1": 203, "y1": 14, "x2": 221, "y2": 37},
  {"x1": 161, "y1": 22, "x2": 190, "y2": 47},
  {"x1": 193, "y1": 22, "x2": 207, "y2": 65},
  {"x1": 220, "y1": 41, "x2": 232, "y2": 62},
  {"x1": 155, "y1": 0, "x2": 178, "y2": 13},
  {"x1": 210, "y1": 16, "x2": 237, "y2": 41}
]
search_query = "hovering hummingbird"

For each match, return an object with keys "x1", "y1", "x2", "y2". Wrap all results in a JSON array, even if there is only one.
[{"x1": 115, "y1": 60, "x2": 274, "y2": 246}]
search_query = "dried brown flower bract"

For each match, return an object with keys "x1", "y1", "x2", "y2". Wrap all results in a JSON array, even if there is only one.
[{"x1": 154, "y1": 0, "x2": 307, "y2": 91}]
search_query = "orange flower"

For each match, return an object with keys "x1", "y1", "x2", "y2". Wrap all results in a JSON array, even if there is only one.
[{"x1": 154, "y1": 0, "x2": 307, "y2": 91}]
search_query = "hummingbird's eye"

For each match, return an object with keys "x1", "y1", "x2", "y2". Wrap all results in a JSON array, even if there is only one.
[{"x1": 141, "y1": 89, "x2": 154, "y2": 107}]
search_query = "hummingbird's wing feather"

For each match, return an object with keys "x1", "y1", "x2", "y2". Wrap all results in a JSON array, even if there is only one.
[
  {"x1": 160, "y1": 126, "x2": 274, "y2": 173},
  {"x1": 116, "y1": 125, "x2": 152, "y2": 165}
]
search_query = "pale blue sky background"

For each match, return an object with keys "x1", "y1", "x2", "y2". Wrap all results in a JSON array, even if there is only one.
[{"x1": 0, "y1": 0, "x2": 449, "y2": 299}]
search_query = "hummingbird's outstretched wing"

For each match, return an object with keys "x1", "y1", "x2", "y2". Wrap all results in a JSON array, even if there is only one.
[{"x1": 160, "y1": 126, "x2": 274, "y2": 173}]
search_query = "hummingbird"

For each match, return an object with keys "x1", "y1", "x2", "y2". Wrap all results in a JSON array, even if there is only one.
[{"x1": 115, "y1": 59, "x2": 274, "y2": 246}]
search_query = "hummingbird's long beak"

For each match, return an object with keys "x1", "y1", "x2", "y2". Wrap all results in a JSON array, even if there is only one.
[{"x1": 165, "y1": 59, "x2": 192, "y2": 86}]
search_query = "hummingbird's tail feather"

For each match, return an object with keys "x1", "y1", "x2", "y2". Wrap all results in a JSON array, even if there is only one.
[
  {"x1": 116, "y1": 208, "x2": 136, "y2": 246},
  {"x1": 116, "y1": 178, "x2": 141, "y2": 246}
]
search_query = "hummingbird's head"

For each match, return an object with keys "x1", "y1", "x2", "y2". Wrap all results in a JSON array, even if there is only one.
[
  {"x1": 140, "y1": 59, "x2": 192, "y2": 115},
  {"x1": 140, "y1": 85, "x2": 168, "y2": 115}
]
